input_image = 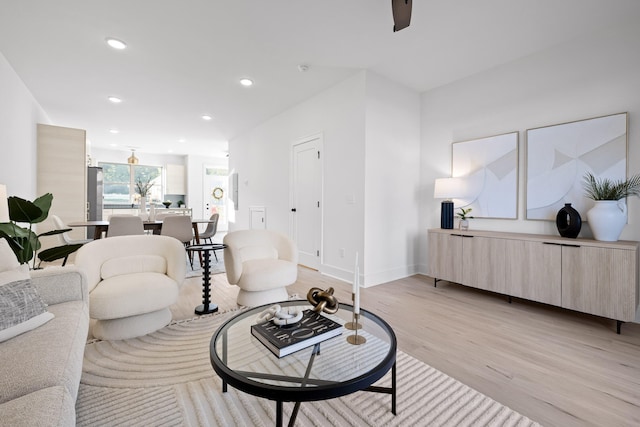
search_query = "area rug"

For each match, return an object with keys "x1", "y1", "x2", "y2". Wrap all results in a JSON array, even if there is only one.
[{"x1": 76, "y1": 310, "x2": 541, "y2": 427}]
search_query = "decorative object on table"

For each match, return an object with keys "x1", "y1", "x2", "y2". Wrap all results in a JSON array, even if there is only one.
[
  {"x1": 162, "y1": 200, "x2": 172, "y2": 208},
  {"x1": 555, "y1": 203, "x2": 582, "y2": 238},
  {"x1": 306, "y1": 287, "x2": 338, "y2": 314},
  {"x1": 452, "y1": 132, "x2": 519, "y2": 219},
  {"x1": 0, "y1": 192, "x2": 82, "y2": 268},
  {"x1": 456, "y1": 207, "x2": 474, "y2": 231},
  {"x1": 582, "y1": 171, "x2": 640, "y2": 241},
  {"x1": 346, "y1": 252, "x2": 366, "y2": 345},
  {"x1": 178, "y1": 200, "x2": 185, "y2": 208},
  {"x1": 526, "y1": 112, "x2": 627, "y2": 220},
  {"x1": 256, "y1": 304, "x2": 303, "y2": 326},
  {"x1": 135, "y1": 177, "x2": 153, "y2": 213},
  {"x1": 251, "y1": 308, "x2": 342, "y2": 358}
]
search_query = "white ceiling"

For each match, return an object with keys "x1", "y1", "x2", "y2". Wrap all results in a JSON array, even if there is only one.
[{"x1": 1, "y1": 0, "x2": 639, "y2": 158}]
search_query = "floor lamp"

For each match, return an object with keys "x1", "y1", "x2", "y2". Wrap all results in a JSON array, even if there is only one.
[{"x1": 434, "y1": 178, "x2": 463, "y2": 229}]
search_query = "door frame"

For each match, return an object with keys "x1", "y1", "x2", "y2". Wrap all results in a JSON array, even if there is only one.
[{"x1": 290, "y1": 133, "x2": 324, "y2": 269}]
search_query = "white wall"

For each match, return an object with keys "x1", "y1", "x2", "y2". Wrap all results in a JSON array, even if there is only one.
[
  {"x1": 229, "y1": 72, "x2": 367, "y2": 281},
  {"x1": 0, "y1": 52, "x2": 50, "y2": 199},
  {"x1": 419, "y1": 21, "x2": 640, "y2": 273},
  {"x1": 364, "y1": 73, "x2": 421, "y2": 285},
  {"x1": 229, "y1": 71, "x2": 422, "y2": 286}
]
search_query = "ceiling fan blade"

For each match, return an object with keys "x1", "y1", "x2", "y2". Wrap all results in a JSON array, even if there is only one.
[{"x1": 392, "y1": 0, "x2": 412, "y2": 32}]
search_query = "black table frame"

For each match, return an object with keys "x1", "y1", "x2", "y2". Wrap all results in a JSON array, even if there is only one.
[
  {"x1": 186, "y1": 243, "x2": 225, "y2": 315},
  {"x1": 210, "y1": 301, "x2": 397, "y2": 426}
]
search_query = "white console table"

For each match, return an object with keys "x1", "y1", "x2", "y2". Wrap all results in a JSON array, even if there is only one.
[{"x1": 427, "y1": 228, "x2": 639, "y2": 334}]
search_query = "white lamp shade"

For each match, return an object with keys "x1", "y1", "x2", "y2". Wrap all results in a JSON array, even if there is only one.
[
  {"x1": 0, "y1": 184, "x2": 9, "y2": 223},
  {"x1": 434, "y1": 177, "x2": 467, "y2": 199}
]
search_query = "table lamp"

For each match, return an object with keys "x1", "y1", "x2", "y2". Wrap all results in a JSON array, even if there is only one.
[
  {"x1": 434, "y1": 178, "x2": 464, "y2": 229},
  {"x1": 0, "y1": 184, "x2": 9, "y2": 223}
]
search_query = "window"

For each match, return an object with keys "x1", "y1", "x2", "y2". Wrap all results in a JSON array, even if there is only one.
[{"x1": 100, "y1": 162, "x2": 163, "y2": 206}]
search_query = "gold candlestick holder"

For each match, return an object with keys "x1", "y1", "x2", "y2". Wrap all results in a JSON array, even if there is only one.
[
  {"x1": 346, "y1": 313, "x2": 366, "y2": 345},
  {"x1": 344, "y1": 292, "x2": 361, "y2": 330}
]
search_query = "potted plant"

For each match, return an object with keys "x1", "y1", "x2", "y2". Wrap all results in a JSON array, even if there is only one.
[
  {"x1": 456, "y1": 207, "x2": 473, "y2": 230},
  {"x1": 0, "y1": 193, "x2": 82, "y2": 268},
  {"x1": 582, "y1": 172, "x2": 640, "y2": 241},
  {"x1": 135, "y1": 177, "x2": 153, "y2": 210}
]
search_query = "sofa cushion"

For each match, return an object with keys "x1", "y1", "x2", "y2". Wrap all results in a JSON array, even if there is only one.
[
  {"x1": 0, "y1": 386, "x2": 76, "y2": 427},
  {"x1": 0, "y1": 300, "x2": 88, "y2": 404},
  {"x1": 89, "y1": 272, "x2": 179, "y2": 320},
  {"x1": 0, "y1": 268, "x2": 53, "y2": 343},
  {"x1": 100, "y1": 255, "x2": 167, "y2": 279},
  {"x1": 238, "y1": 259, "x2": 297, "y2": 291}
]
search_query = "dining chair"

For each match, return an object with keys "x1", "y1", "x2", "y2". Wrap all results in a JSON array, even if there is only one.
[
  {"x1": 198, "y1": 213, "x2": 219, "y2": 243},
  {"x1": 107, "y1": 215, "x2": 145, "y2": 237},
  {"x1": 161, "y1": 215, "x2": 195, "y2": 266},
  {"x1": 51, "y1": 214, "x2": 93, "y2": 245},
  {"x1": 197, "y1": 213, "x2": 220, "y2": 260}
]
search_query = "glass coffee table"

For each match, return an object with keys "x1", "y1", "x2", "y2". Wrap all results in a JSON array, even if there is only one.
[{"x1": 210, "y1": 300, "x2": 397, "y2": 427}]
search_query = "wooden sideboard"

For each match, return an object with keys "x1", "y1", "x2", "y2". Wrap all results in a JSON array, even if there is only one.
[{"x1": 427, "y1": 228, "x2": 639, "y2": 333}]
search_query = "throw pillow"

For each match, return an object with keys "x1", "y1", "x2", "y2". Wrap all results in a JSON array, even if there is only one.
[
  {"x1": 0, "y1": 269, "x2": 54, "y2": 342},
  {"x1": 0, "y1": 238, "x2": 21, "y2": 273}
]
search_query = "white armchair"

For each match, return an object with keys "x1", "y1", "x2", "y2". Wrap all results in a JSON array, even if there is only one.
[
  {"x1": 223, "y1": 230, "x2": 298, "y2": 307},
  {"x1": 74, "y1": 235, "x2": 186, "y2": 340}
]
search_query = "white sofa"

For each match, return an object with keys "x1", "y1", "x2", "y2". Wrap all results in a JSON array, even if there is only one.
[
  {"x1": 223, "y1": 230, "x2": 298, "y2": 306},
  {"x1": 74, "y1": 235, "x2": 186, "y2": 340},
  {"x1": 0, "y1": 239, "x2": 89, "y2": 426}
]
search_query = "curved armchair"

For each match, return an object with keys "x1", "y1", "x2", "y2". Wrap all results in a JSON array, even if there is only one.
[
  {"x1": 223, "y1": 230, "x2": 298, "y2": 307},
  {"x1": 74, "y1": 235, "x2": 186, "y2": 340}
]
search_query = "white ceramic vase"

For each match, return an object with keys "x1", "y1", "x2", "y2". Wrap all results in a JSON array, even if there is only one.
[
  {"x1": 139, "y1": 196, "x2": 147, "y2": 212},
  {"x1": 586, "y1": 200, "x2": 627, "y2": 241}
]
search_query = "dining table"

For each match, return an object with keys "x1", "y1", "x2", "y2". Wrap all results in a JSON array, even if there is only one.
[{"x1": 67, "y1": 218, "x2": 216, "y2": 242}]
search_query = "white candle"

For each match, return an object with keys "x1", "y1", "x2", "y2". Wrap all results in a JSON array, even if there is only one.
[
  {"x1": 354, "y1": 253, "x2": 360, "y2": 314},
  {"x1": 353, "y1": 252, "x2": 359, "y2": 295},
  {"x1": 354, "y1": 284, "x2": 360, "y2": 314}
]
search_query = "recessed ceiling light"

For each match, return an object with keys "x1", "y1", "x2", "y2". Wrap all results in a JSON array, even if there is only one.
[
  {"x1": 109, "y1": 129, "x2": 119, "y2": 134},
  {"x1": 106, "y1": 38, "x2": 127, "y2": 50},
  {"x1": 178, "y1": 138, "x2": 186, "y2": 143},
  {"x1": 168, "y1": 149, "x2": 174, "y2": 153},
  {"x1": 110, "y1": 143, "x2": 118, "y2": 147},
  {"x1": 108, "y1": 96, "x2": 122, "y2": 103},
  {"x1": 202, "y1": 115, "x2": 213, "y2": 121},
  {"x1": 239, "y1": 78, "x2": 253, "y2": 87}
]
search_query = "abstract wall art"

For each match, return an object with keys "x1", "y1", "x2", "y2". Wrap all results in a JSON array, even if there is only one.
[
  {"x1": 526, "y1": 112, "x2": 628, "y2": 220},
  {"x1": 451, "y1": 132, "x2": 519, "y2": 219}
]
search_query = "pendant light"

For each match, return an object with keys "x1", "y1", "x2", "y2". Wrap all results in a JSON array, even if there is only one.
[{"x1": 127, "y1": 149, "x2": 139, "y2": 165}]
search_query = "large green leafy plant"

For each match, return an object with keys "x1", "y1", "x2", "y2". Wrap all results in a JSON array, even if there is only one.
[{"x1": 0, "y1": 193, "x2": 82, "y2": 268}]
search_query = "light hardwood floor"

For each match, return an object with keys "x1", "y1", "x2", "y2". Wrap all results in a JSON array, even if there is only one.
[{"x1": 173, "y1": 267, "x2": 640, "y2": 427}]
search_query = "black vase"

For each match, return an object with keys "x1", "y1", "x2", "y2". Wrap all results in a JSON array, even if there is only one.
[{"x1": 556, "y1": 203, "x2": 582, "y2": 238}]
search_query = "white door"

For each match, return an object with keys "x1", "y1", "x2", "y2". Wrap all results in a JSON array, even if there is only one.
[
  {"x1": 291, "y1": 135, "x2": 322, "y2": 269},
  {"x1": 203, "y1": 165, "x2": 228, "y2": 231}
]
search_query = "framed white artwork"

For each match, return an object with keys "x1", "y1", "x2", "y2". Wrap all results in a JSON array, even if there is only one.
[
  {"x1": 526, "y1": 112, "x2": 628, "y2": 220},
  {"x1": 451, "y1": 132, "x2": 519, "y2": 219}
]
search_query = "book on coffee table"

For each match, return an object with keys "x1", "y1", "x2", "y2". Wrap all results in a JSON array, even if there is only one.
[{"x1": 251, "y1": 309, "x2": 343, "y2": 358}]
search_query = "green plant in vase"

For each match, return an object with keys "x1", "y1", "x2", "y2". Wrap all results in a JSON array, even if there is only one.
[
  {"x1": 456, "y1": 207, "x2": 473, "y2": 230},
  {"x1": 582, "y1": 172, "x2": 640, "y2": 241},
  {"x1": 0, "y1": 193, "x2": 82, "y2": 268}
]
